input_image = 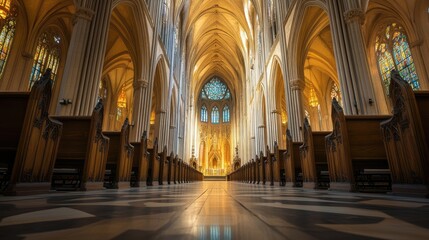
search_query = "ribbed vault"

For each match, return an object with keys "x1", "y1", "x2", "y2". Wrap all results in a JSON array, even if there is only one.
[{"x1": 185, "y1": 0, "x2": 254, "y2": 95}]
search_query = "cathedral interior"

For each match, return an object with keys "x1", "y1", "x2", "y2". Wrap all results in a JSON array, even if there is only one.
[{"x1": 1, "y1": 0, "x2": 429, "y2": 239}]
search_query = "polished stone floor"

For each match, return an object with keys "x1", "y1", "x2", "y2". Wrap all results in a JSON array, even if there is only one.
[{"x1": 1, "y1": 182, "x2": 429, "y2": 240}]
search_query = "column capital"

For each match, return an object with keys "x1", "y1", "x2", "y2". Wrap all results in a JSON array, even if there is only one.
[
  {"x1": 73, "y1": 7, "x2": 95, "y2": 25},
  {"x1": 134, "y1": 78, "x2": 149, "y2": 89},
  {"x1": 344, "y1": 9, "x2": 364, "y2": 25},
  {"x1": 290, "y1": 79, "x2": 305, "y2": 91}
]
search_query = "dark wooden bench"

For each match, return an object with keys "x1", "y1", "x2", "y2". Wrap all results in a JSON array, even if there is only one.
[
  {"x1": 166, "y1": 152, "x2": 174, "y2": 185},
  {"x1": 271, "y1": 142, "x2": 287, "y2": 186},
  {"x1": 260, "y1": 151, "x2": 267, "y2": 185},
  {"x1": 172, "y1": 154, "x2": 178, "y2": 184},
  {"x1": 264, "y1": 146, "x2": 274, "y2": 186},
  {"x1": 130, "y1": 131, "x2": 149, "y2": 187},
  {"x1": 326, "y1": 98, "x2": 391, "y2": 192},
  {"x1": 51, "y1": 101, "x2": 109, "y2": 191},
  {"x1": 158, "y1": 146, "x2": 167, "y2": 185},
  {"x1": 146, "y1": 138, "x2": 159, "y2": 186},
  {"x1": 381, "y1": 70, "x2": 429, "y2": 196},
  {"x1": 300, "y1": 118, "x2": 330, "y2": 189},
  {"x1": 103, "y1": 119, "x2": 134, "y2": 189},
  {"x1": 285, "y1": 130, "x2": 303, "y2": 187},
  {"x1": 0, "y1": 70, "x2": 62, "y2": 195}
]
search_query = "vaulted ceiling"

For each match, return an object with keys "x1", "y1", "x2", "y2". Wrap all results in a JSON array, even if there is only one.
[{"x1": 184, "y1": 0, "x2": 256, "y2": 97}]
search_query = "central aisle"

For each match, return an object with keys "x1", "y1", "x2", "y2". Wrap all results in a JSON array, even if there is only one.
[
  {"x1": 1, "y1": 182, "x2": 429, "y2": 239},
  {"x1": 159, "y1": 182, "x2": 285, "y2": 239}
]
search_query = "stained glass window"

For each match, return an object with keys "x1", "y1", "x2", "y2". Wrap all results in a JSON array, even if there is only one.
[
  {"x1": 223, "y1": 105, "x2": 230, "y2": 123},
  {"x1": 376, "y1": 23, "x2": 419, "y2": 94},
  {"x1": 29, "y1": 30, "x2": 61, "y2": 89},
  {"x1": 211, "y1": 106, "x2": 219, "y2": 124},
  {"x1": 0, "y1": 9, "x2": 16, "y2": 79},
  {"x1": 117, "y1": 87, "x2": 127, "y2": 120},
  {"x1": 200, "y1": 77, "x2": 231, "y2": 100},
  {"x1": 201, "y1": 105, "x2": 208, "y2": 122}
]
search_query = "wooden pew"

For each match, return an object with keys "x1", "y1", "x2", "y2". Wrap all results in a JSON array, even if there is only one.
[
  {"x1": 51, "y1": 101, "x2": 109, "y2": 191},
  {"x1": 259, "y1": 151, "x2": 266, "y2": 185},
  {"x1": 130, "y1": 131, "x2": 149, "y2": 187},
  {"x1": 299, "y1": 118, "x2": 331, "y2": 189},
  {"x1": 103, "y1": 119, "x2": 134, "y2": 189},
  {"x1": 146, "y1": 138, "x2": 159, "y2": 186},
  {"x1": 325, "y1": 98, "x2": 391, "y2": 193},
  {"x1": 272, "y1": 142, "x2": 287, "y2": 186},
  {"x1": 158, "y1": 146, "x2": 167, "y2": 185},
  {"x1": 381, "y1": 70, "x2": 429, "y2": 196},
  {"x1": 285, "y1": 130, "x2": 303, "y2": 187},
  {"x1": 252, "y1": 159, "x2": 257, "y2": 184},
  {"x1": 172, "y1": 154, "x2": 178, "y2": 184},
  {"x1": 166, "y1": 151, "x2": 174, "y2": 185},
  {"x1": 264, "y1": 146, "x2": 274, "y2": 186},
  {"x1": 255, "y1": 155, "x2": 261, "y2": 184},
  {"x1": 0, "y1": 70, "x2": 62, "y2": 195}
]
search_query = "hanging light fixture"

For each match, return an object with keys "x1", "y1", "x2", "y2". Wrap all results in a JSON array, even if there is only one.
[{"x1": 0, "y1": 0, "x2": 11, "y2": 20}]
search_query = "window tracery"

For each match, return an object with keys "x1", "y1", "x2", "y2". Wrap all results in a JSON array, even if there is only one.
[
  {"x1": 29, "y1": 30, "x2": 61, "y2": 88},
  {"x1": 375, "y1": 23, "x2": 419, "y2": 94}
]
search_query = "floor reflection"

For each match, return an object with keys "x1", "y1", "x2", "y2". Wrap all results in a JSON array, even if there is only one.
[{"x1": 0, "y1": 182, "x2": 429, "y2": 240}]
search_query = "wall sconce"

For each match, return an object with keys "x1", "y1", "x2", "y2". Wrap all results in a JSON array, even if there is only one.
[
  {"x1": 59, "y1": 98, "x2": 72, "y2": 105},
  {"x1": 368, "y1": 98, "x2": 374, "y2": 106}
]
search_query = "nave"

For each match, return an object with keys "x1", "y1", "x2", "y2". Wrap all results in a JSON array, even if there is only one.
[{"x1": 1, "y1": 181, "x2": 429, "y2": 240}]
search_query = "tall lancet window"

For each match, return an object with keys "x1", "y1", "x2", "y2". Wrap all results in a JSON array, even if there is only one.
[
  {"x1": 375, "y1": 23, "x2": 419, "y2": 94},
  {"x1": 0, "y1": 5, "x2": 16, "y2": 79},
  {"x1": 223, "y1": 105, "x2": 230, "y2": 123},
  {"x1": 211, "y1": 106, "x2": 219, "y2": 124},
  {"x1": 116, "y1": 87, "x2": 127, "y2": 121},
  {"x1": 29, "y1": 30, "x2": 61, "y2": 88},
  {"x1": 199, "y1": 77, "x2": 231, "y2": 125},
  {"x1": 201, "y1": 105, "x2": 208, "y2": 122}
]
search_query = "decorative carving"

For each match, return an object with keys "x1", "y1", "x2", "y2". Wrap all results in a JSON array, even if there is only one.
[
  {"x1": 94, "y1": 100, "x2": 108, "y2": 152},
  {"x1": 32, "y1": 69, "x2": 52, "y2": 129},
  {"x1": 122, "y1": 118, "x2": 134, "y2": 156},
  {"x1": 134, "y1": 78, "x2": 149, "y2": 89},
  {"x1": 290, "y1": 79, "x2": 305, "y2": 91},
  {"x1": 344, "y1": 9, "x2": 364, "y2": 24},
  {"x1": 325, "y1": 98, "x2": 344, "y2": 152},
  {"x1": 300, "y1": 117, "x2": 310, "y2": 156},
  {"x1": 381, "y1": 71, "x2": 410, "y2": 142},
  {"x1": 73, "y1": 7, "x2": 95, "y2": 24}
]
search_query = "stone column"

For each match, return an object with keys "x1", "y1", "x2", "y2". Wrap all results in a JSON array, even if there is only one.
[
  {"x1": 57, "y1": 0, "x2": 113, "y2": 116},
  {"x1": 327, "y1": 0, "x2": 377, "y2": 115},
  {"x1": 169, "y1": 125, "x2": 176, "y2": 152},
  {"x1": 270, "y1": 109, "x2": 280, "y2": 150},
  {"x1": 289, "y1": 78, "x2": 305, "y2": 142},
  {"x1": 130, "y1": 78, "x2": 149, "y2": 141},
  {"x1": 156, "y1": 109, "x2": 167, "y2": 149}
]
